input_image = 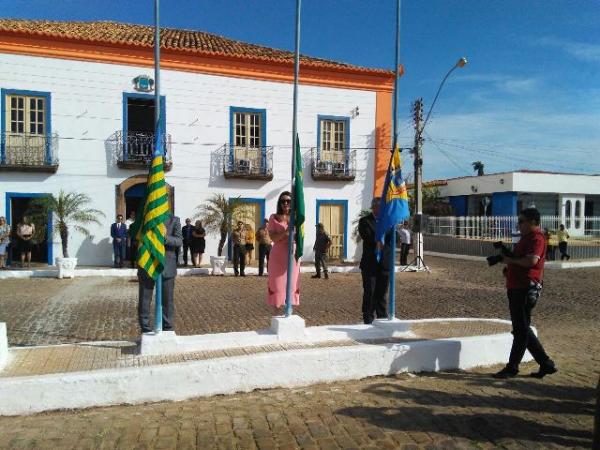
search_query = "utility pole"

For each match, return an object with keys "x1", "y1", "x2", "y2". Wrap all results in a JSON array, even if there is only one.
[{"x1": 412, "y1": 98, "x2": 424, "y2": 269}]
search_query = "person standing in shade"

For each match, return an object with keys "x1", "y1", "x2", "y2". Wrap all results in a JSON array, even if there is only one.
[
  {"x1": 359, "y1": 197, "x2": 393, "y2": 324},
  {"x1": 125, "y1": 210, "x2": 137, "y2": 268},
  {"x1": 494, "y1": 208, "x2": 557, "y2": 379},
  {"x1": 110, "y1": 214, "x2": 127, "y2": 268},
  {"x1": 138, "y1": 215, "x2": 182, "y2": 333},
  {"x1": 398, "y1": 220, "x2": 411, "y2": 266},
  {"x1": 267, "y1": 191, "x2": 300, "y2": 311},
  {"x1": 181, "y1": 218, "x2": 194, "y2": 266},
  {"x1": 557, "y1": 224, "x2": 571, "y2": 261},
  {"x1": 17, "y1": 216, "x2": 35, "y2": 269},
  {"x1": 257, "y1": 219, "x2": 271, "y2": 276},
  {"x1": 312, "y1": 223, "x2": 331, "y2": 279},
  {"x1": 191, "y1": 220, "x2": 206, "y2": 267},
  {"x1": 232, "y1": 221, "x2": 246, "y2": 276},
  {"x1": 0, "y1": 216, "x2": 10, "y2": 269},
  {"x1": 244, "y1": 224, "x2": 255, "y2": 266}
]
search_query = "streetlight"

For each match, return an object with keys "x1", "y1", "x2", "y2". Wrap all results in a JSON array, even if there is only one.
[{"x1": 411, "y1": 57, "x2": 468, "y2": 271}]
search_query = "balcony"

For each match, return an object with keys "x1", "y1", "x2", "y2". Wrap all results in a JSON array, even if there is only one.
[
  {"x1": 115, "y1": 131, "x2": 172, "y2": 170},
  {"x1": 311, "y1": 148, "x2": 356, "y2": 181},
  {"x1": 0, "y1": 132, "x2": 59, "y2": 173},
  {"x1": 223, "y1": 145, "x2": 273, "y2": 180}
]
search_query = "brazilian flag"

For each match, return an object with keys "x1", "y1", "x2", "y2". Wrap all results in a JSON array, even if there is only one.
[{"x1": 294, "y1": 135, "x2": 305, "y2": 260}]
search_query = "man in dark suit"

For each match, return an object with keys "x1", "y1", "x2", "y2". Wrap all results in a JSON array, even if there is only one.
[
  {"x1": 110, "y1": 214, "x2": 128, "y2": 268},
  {"x1": 181, "y1": 218, "x2": 194, "y2": 266},
  {"x1": 138, "y1": 215, "x2": 182, "y2": 333},
  {"x1": 358, "y1": 197, "x2": 394, "y2": 324}
]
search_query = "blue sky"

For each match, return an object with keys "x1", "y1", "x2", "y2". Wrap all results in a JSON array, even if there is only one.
[{"x1": 2, "y1": 0, "x2": 600, "y2": 180}]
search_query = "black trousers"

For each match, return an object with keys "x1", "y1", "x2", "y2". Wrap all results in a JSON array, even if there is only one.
[
  {"x1": 400, "y1": 243, "x2": 410, "y2": 265},
  {"x1": 361, "y1": 270, "x2": 389, "y2": 324},
  {"x1": 507, "y1": 289, "x2": 551, "y2": 370},
  {"x1": 181, "y1": 242, "x2": 192, "y2": 265},
  {"x1": 138, "y1": 273, "x2": 175, "y2": 332},
  {"x1": 233, "y1": 244, "x2": 245, "y2": 275},
  {"x1": 258, "y1": 243, "x2": 270, "y2": 276},
  {"x1": 314, "y1": 252, "x2": 328, "y2": 276},
  {"x1": 129, "y1": 240, "x2": 137, "y2": 268},
  {"x1": 559, "y1": 241, "x2": 570, "y2": 260}
]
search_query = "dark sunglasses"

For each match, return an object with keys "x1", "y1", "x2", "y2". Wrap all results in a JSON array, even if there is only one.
[{"x1": 280, "y1": 199, "x2": 291, "y2": 204}]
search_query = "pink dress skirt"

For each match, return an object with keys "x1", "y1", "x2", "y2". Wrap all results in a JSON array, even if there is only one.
[{"x1": 266, "y1": 214, "x2": 300, "y2": 307}]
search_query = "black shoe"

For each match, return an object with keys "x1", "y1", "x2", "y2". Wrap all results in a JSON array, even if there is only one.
[
  {"x1": 530, "y1": 364, "x2": 557, "y2": 379},
  {"x1": 141, "y1": 327, "x2": 152, "y2": 333},
  {"x1": 240, "y1": 273, "x2": 246, "y2": 277},
  {"x1": 493, "y1": 366, "x2": 518, "y2": 379},
  {"x1": 324, "y1": 273, "x2": 329, "y2": 279},
  {"x1": 311, "y1": 274, "x2": 321, "y2": 279}
]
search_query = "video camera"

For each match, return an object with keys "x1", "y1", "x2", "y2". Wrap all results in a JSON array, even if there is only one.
[{"x1": 486, "y1": 241, "x2": 514, "y2": 266}]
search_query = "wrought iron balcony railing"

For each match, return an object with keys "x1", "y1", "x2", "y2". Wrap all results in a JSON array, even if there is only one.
[
  {"x1": 223, "y1": 145, "x2": 273, "y2": 180},
  {"x1": 115, "y1": 131, "x2": 172, "y2": 170},
  {"x1": 310, "y1": 147, "x2": 356, "y2": 181},
  {"x1": 0, "y1": 132, "x2": 59, "y2": 172}
]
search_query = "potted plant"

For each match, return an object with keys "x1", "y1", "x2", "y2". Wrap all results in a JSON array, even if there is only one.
[
  {"x1": 195, "y1": 194, "x2": 250, "y2": 275},
  {"x1": 30, "y1": 190, "x2": 105, "y2": 278}
]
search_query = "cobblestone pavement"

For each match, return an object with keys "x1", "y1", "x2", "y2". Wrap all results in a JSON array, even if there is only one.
[{"x1": 0, "y1": 257, "x2": 598, "y2": 448}]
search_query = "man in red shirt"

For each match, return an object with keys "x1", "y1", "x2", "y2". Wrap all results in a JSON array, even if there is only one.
[{"x1": 494, "y1": 208, "x2": 557, "y2": 379}]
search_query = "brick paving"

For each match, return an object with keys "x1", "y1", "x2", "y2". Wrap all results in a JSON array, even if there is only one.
[{"x1": 0, "y1": 256, "x2": 598, "y2": 448}]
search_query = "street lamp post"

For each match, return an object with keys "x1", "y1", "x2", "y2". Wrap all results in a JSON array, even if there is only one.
[{"x1": 413, "y1": 57, "x2": 468, "y2": 270}]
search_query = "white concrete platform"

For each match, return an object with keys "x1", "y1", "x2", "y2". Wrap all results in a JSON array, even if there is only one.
[
  {"x1": 0, "y1": 323, "x2": 8, "y2": 371},
  {"x1": 0, "y1": 318, "x2": 528, "y2": 416}
]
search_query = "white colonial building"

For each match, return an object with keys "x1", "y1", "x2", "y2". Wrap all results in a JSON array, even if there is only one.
[
  {"x1": 0, "y1": 19, "x2": 395, "y2": 266},
  {"x1": 437, "y1": 170, "x2": 600, "y2": 236}
]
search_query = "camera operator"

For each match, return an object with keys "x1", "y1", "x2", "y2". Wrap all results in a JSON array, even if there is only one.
[{"x1": 493, "y1": 207, "x2": 557, "y2": 379}]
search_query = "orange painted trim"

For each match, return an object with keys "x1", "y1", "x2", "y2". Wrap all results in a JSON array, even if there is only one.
[
  {"x1": 0, "y1": 33, "x2": 395, "y2": 92},
  {"x1": 374, "y1": 90, "x2": 393, "y2": 196}
]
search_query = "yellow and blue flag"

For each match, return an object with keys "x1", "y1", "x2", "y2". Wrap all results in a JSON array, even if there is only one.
[
  {"x1": 375, "y1": 143, "x2": 410, "y2": 255},
  {"x1": 132, "y1": 129, "x2": 170, "y2": 280}
]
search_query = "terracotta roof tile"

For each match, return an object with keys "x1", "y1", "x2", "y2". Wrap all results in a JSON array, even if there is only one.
[{"x1": 0, "y1": 19, "x2": 392, "y2": 75}]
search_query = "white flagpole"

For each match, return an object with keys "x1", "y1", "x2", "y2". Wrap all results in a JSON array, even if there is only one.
[{"x1": 284, "y1": 0, "x2": 302, "y2": 317}]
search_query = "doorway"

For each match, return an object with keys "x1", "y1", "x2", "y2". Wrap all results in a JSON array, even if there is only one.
[
  {"x1": 317, "y1": 200, "x2": 347, "y2": 260},
  {"x1": 6, "y1": 193, "x2": 52, "y2": 265},
  {"x1": 229, "y1": 198, "x2": 265, "y2": 262}
]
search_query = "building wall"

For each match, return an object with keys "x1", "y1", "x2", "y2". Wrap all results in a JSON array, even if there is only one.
[{"x1": 0, "y1": 53, "x2": 379, "y2": 265}]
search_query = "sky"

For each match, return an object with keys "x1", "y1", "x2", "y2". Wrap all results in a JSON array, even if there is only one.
[{"x1": 2, "y1": 0, "x2": 600, "y2": 180}]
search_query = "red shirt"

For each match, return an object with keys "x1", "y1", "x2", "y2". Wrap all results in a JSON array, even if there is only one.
[{"x1": 506, "y1": 228, "x2": 546, "y2": 290}]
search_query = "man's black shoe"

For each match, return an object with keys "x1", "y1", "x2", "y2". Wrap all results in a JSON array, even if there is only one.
[
  {"x1": 311, "y1": 274, "x2": 321, "y2": 279},
  {"x1": 530, "y1": 364, "x2": 557, "y2": 378},
  {"x1": 324, "y1": 273, "x2": 329, "y2": 279},
  {"x1": 493, "y1": 367, "x2": 518, "y2": 379}
]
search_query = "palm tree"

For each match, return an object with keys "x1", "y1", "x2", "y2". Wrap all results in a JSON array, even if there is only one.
[
  {"x1": 472, "y1": 161, "x2": 485, "y2": 176},
  {"x1": 194, "y1": 194, "x2": 250, "y2": 257},
  {"x1": 30, "y1": 190, "x2": 105, "y2": 258}
]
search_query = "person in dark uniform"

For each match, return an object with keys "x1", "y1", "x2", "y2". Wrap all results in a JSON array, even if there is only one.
[
  {"x1": 358, "y1": 197, "x2": 394, "y2": 324},
  {"x1": 181, "y1": 218, "x2": 194, "y2": 266},
  {"x1": 494, "y1": 208, "x2": 557, "y2": 379},
  {"x1": 138, "y1": 215, "x2": 182, "y2": 333},
  {"x1": 312, "y1": 223, "x2": 332, "y2": 279}
]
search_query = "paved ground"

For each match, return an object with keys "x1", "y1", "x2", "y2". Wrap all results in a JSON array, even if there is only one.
[{"x1": 0, "y1": 256, "x2": 598, "y2": 449}]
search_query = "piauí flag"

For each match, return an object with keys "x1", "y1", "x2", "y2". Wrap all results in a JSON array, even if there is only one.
[
  {"x1": 135, "y1": 128, "x2": 170, "y2": 280},
  {"x1": 375, "y1": 142, "x2": 410, "y2": 258},
  {"x1": 294, "y1": 135, "x2": 305, "y2": 260}
]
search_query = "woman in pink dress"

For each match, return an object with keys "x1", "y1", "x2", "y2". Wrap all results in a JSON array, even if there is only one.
[{"x1": 267, "y1": 191, "x2": 300, "y2": 311}]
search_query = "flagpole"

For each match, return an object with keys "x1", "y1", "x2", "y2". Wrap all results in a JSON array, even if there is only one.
[
  {"x1": 284, "y1": 0, "x2": 301, "y2": 318},
  {"x1": 388, "y1": 0, "x2": 401, "y2": 320},
  {"x1": 153, "y1": 0, "x2": 163, "y2": 332}
]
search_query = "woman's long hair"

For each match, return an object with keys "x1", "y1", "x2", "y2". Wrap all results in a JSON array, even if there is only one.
[{"x1": 276, "y1": 191, "x2": 293, "y2": 215}]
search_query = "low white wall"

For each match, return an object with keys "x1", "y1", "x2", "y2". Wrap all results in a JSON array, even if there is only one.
[
  {"x1": 0, "y1": 323, "x2": 7, "y2": 371},
  {"x1": 0, "y1": 329, "x2": 521, "y2": 416}
]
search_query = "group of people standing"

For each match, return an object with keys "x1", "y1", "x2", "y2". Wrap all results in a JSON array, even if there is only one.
[
  {"x1": 181, "y1": 218, "x2": 206, "y2": 267},
  {"x1": 231, "y1": 220, "x2": 264, "y2": 276},
  {"x1": 0, "y1": 215, "x2": 36, "y2": 269}
]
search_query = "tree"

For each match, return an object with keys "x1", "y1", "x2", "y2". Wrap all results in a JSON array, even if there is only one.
[
  {"x1": 30, "y1": 190, "x2": 105, "y2": 258},
  {"x1": 195, "y1": 194, "x2": 251, "y2": 257},
  {"x1": 472, "y1": 161, "x2": 485, "y2": 176},
  {"x1": 408, "y1": 185, "x2": 454, "y2": 217}
]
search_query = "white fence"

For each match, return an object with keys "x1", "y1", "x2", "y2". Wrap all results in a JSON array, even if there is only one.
[{"x1": 425, "y1": 216, "x2": 600, "y2": 240}]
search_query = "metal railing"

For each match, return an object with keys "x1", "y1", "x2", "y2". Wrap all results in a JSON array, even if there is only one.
[
  {"x1": 223, "y1": 144, "x2": 273, "y2": 180},
  {"x1": 425, "y1": 215, "x2": 600, "y2": 239},
  {"x1": 310, "y1": 148, "x2": 356, "y2": 181},
  {"x1": 114, "y1": 131, "x2": 172, "y2": 168},
  {"x1": 0, "y1": 132, "x2": 59, "y2": 171}
]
